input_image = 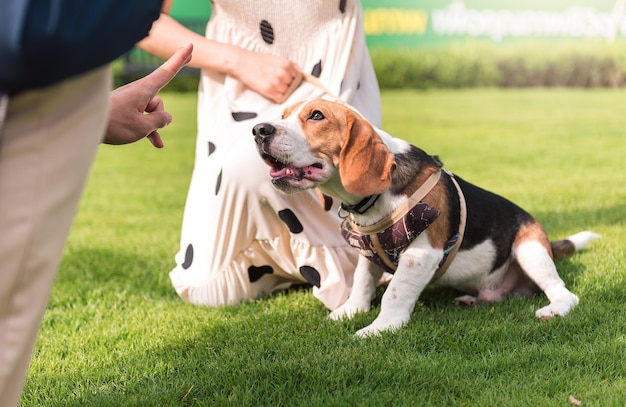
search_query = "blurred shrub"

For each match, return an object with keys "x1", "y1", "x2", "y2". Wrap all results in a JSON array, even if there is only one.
[{"x1": 371, "y1": 40, "x2": 626, "y2": 89}]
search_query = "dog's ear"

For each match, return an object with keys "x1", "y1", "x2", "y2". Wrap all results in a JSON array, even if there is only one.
[{"x1": 339, "y1": 113, "x2": 396, "y2": 197}]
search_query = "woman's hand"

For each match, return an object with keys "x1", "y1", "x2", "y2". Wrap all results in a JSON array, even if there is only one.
[{"x1": 229, "y1": 48, "x2": 301, "y2": 103}]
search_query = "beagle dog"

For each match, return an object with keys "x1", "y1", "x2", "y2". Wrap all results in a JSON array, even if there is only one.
[{"x1": 252, "y1": 98, "x2": 599, "y2": 337}]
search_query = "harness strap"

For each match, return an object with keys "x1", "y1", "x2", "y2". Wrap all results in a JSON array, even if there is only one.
[
  {"x1": 431, "y1": 170, "x2": 467, "y2": 282},
  {"x1": 369, "y1": 234, "x2": 397, "y2": 272},
  {"x1": 343, "y1": 168, "x2": 467, "y2": 282},
  {"x1": 346, "y1": 170, "x2": 442, "y2": 274},
  {"x1": 345, "y1": 169, "x2": 442, "y2": 235}
]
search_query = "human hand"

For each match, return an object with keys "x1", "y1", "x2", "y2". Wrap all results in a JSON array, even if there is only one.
[
  {"x1": 104, "y1": 42, "x2": 193, "y2": 148},
  {"x1": 230, "y1": 49, "x2": 301, "y2": 104}
]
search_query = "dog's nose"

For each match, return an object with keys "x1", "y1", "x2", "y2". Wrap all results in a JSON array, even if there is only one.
[{"x1": 252, "y1": 123, "x2": 276, "y2": 139}]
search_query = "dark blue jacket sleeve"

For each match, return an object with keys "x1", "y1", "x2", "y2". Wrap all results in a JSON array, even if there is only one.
[{"x1": 0, "y1": 0, "x2": 163, "y2": 93}]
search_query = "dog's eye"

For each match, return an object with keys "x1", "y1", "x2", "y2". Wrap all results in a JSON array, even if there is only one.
[{"x1": 308, "y1": 110, "x2": 325, "y2": 121}]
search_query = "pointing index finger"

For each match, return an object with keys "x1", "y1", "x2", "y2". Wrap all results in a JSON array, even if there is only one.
[{"x1": 148, "y1": 43, "x2": 194, "y2": 91}]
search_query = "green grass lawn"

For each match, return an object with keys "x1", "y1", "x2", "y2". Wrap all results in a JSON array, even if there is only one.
[{"x1": 22, "y1": 89, "x2": 625, "y2": 406}]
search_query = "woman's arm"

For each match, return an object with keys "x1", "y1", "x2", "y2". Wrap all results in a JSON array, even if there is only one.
[{"x1": 137, "y1": 12, "x2": 300, "y2": 103}]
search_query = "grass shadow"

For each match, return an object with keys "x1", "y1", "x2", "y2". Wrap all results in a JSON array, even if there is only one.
[{"x1": 53, "y1": 247, "x2": 176, "y2": 303}]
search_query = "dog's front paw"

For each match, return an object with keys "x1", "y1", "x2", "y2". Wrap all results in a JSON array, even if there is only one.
[
  {"x1": 535, "y1": 293, "x2": 579, "y2": 320},
  {"x1": 329, "y1": 302, "x2": 369, "y2": 321},
  {"x1": 354, "y1": 316, "x2": 409, "y2": 338}
]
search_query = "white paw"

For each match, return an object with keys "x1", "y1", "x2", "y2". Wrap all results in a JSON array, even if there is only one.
[
  {"x1": 535, "y1": 293, "x2": 579, "y2": 320},
  {"x1": 355, "y1": 325, "x2": 384, "y2": 338},
  {"x1": 354, "y1": 316, "x2": 409, "y2": 338},
  {"x1": 453, "y1": 295, "x2": 477, "y2": 307},
  {"x1": 328, "y1": 302, "x2": 369, "y2": 321}
]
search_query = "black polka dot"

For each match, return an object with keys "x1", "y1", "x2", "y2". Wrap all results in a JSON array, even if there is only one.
[
  {"x1": 321, "y1": 194, "x2": 333, "y2": 212},
  {"x1": 260, "y1": 20, "x2": 274, "y2": 44},
  {"x1": 300, "y1": 266, "x2": 321, "y2": 288},
  {"x1": 208, "y1": 141, "x2": 216, "y2": 156},
  {"x1": 339, "y1": 0, "x2": 346, "y2": 13},
  {"x1": 232, "y1": 112, "x2": 258, "y2": 121},
  {"x1": 248, "y1": 265, "x2": 274, "y2": 283},
  {"x1": 357, "y1": 81, "x2": 361, "y2": 90},
  {"x1": 311, "y1": 61, "x2": 322, "y2": 78},
  {"x1": 215, "y1": 169, "x2": 222, "y2": 195},
  {"x1": 278, "y1": 209, "x2": 303, "y2": 234},
  {"x1": 182, "y1": 244, "x2": 193, "y2": 269}
]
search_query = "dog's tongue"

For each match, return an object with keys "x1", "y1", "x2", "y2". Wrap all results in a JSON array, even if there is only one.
[
  {"x1": 270, "y1": 163, "x2": 323, "y2": 179},
  {"x1": 270, "y1": 166, "x2": 301, "y2": 178}
]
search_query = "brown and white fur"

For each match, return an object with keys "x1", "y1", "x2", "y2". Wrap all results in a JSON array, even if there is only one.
[{"x1": 253, "y1": 98, "x2": 599, "y2": 337}]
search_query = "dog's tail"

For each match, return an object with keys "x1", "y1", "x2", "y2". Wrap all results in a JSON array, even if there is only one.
[{"x1": 551, "y1": 231, "x2": 601, "y2": 259}]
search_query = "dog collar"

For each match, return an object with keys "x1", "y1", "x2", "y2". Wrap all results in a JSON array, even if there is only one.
[{"x1": 338, "y1": 194, "x2": 380, "y2": 218}]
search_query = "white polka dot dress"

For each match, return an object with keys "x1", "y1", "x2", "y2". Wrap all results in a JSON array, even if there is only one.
[{"x1": 169, "y1": 0, "x2": 381, "y2": 310}]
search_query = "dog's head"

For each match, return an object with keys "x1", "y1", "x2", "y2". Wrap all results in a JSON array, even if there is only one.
[{"x1": 253, "y1": 99, "x2": 396, "y2": 197}]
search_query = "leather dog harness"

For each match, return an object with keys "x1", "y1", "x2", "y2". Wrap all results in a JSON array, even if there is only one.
[{"x1": 340, "y1": 169, "x2": 467, "y2": 282}]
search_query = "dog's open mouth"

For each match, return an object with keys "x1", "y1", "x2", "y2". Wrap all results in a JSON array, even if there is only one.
[{"x1": 262, "y1": 154, "x2": 324, "y2": 182}]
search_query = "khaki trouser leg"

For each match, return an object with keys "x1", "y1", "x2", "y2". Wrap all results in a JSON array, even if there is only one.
[{"x1": 0, "y1": 67, "x2": 111, "y2": 406}]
